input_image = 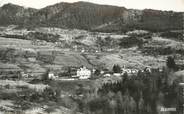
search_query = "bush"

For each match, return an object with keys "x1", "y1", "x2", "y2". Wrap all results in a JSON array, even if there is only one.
[
  {"x1": 161, "y1": 31, "x2": 183, "y2": 41},
  {"x1": 119, "y1": 36, "x2": 143, "y2": 48},
  {"x1": 88, "y1": 98, "x2": 108, "y2": 112},
  {"x1": 26, "y1": 32, "x2": 60, "y2": 42},
  {"x1": 166, "y1": 56, "x2": 176, "y2": 70}
]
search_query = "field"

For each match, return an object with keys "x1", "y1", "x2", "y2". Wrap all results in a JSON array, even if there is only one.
[
  {"x1": 0, "y1": 78, "x2": 89, "y2": 113},
  {"x1": 0, "y1": 36, "x2": 168, "y2": 72},
  {"x1": 1, "y1": 27, "x2": 184, "y2": 73}
]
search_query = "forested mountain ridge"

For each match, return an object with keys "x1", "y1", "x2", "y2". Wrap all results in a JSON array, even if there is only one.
[
  {"x1": 0, "y1": 3, "x2": 37, "y2": 26},
  {"x1": 0, "y1": 2, "x2": 183, "y2": 32}
]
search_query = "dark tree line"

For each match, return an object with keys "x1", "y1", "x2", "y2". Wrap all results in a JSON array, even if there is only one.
[
  {"x1": 119, "y1": 36, "x2": 143, "y2": 48},
  {"x1": 93, "y1": 68, "x2": 180, "y2": 114},
  {"x1": 26, "y1": 32, "x2": 60, "y2": 43}
]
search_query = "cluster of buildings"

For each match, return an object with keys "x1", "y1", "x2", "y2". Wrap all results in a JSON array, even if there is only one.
[
  {"x1": 0, "y1": 62, "x2": 154, "y2": 81},
  {"x1": 48, "y1": 66, "x2": 92, "y2": 80},
  {"x1": 47, "y1": 65, "x2": 146, "y2": 80}
]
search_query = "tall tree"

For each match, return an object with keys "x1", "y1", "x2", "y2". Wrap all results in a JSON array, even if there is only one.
[
  {"x1": 113, "y1": 64, "x2": 121, "y2": 73},
  {"x1": 166, "y1": 56, "x2": 176, "y2": 70}
]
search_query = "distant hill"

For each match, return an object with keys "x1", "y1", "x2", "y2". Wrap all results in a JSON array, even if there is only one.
[
  {"x1": 0, "y1": 2, "x2": 183, "y2": 32},
  {"x1": 0, "y1": 3, "x2": 37, "y2": 26}
]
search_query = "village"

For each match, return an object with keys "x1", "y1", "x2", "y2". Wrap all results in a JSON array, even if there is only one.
[{"x1": 0, "y1": 61, "x2": 155, "y2": 81}]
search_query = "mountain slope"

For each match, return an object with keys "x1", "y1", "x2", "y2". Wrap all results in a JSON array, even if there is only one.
[
  {"x1": 29, "y1": 1, "x2": 126, "y2": 30},
  {"x1": 0, "y1": 2, "x2": 183, "y2": 32},
  {"x1": 0, "y1": 3, "x2": 37, "y2": 26}
]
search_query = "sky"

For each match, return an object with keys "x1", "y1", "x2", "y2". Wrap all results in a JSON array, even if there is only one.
[{"x1": 0, "y1": 0, "x2": 184, "y2": 12}]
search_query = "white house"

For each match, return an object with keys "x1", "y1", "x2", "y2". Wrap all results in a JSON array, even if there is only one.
[
  {"x1": 104, "y1": 73, "x2": 111, "y2": 77},
  {"x1": 48, "y1": 71, "x2": 58, "y2": 80},
  {"x1": 77, "y1": 67, "x2": 91, "y2": 79},
  {"x1": 113, "y1": 73, "x2": 121, "y2": 77}
]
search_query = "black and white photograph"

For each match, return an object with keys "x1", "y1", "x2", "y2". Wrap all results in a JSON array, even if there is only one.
[{"x1": 0, "y1": 0, "x2": 184, "y2": 114}]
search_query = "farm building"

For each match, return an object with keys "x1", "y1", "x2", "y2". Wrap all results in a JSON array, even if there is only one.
[
  {"x1": 113, "y1": 73, "x2": 121, "y2": 76},
  {"x1": 121, "y1": 66, "x2": 139, "y2": 75},
  {"x1": 48, "y1": 71, "x2": 58, "y2": 80}
]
